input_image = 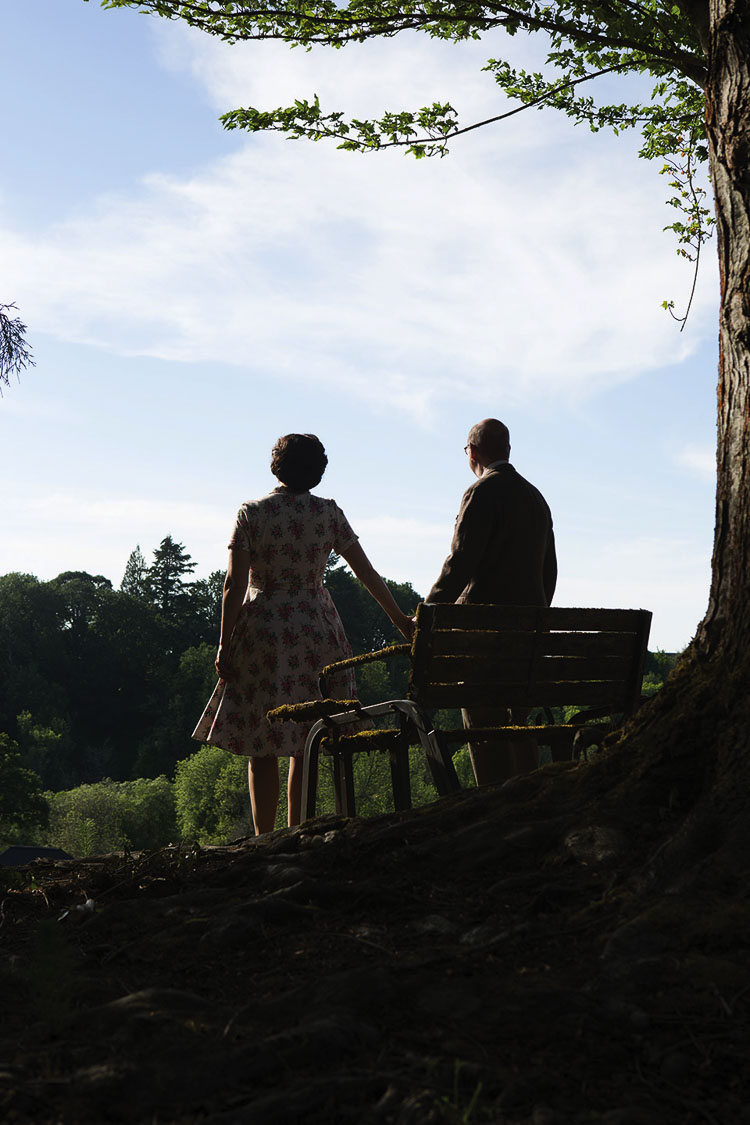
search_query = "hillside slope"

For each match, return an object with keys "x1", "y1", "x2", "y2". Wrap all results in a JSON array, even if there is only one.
[{"x1": 2, "y1": 763, "x2": 748, "y2": 1124}]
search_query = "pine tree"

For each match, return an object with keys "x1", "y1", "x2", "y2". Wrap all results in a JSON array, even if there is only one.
[
  {"x1": 120, "y1": 546, "x2": 148, "y2": 599},
  {"x1": 145, "y1": 536, "x2": 197, "y2": 617}
]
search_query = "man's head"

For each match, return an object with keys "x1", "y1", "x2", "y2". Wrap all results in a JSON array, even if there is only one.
[{"x1": 465, "y1": 418, "x2": 510, "y2": 476}]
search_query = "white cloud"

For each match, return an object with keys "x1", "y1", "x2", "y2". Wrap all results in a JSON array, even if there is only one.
[
  {"x1": 676, "y1": 443, "x2": 716, "y2": 478},
  {"x1": 342, "y1": 515, "x2": 710, "y2": 651},
  {"x1": 0, "y1": 481, "x2": 709, "y2": 651},
  {"x1": 0, "y1": 489, "x2": 230, "y2": 585},
  {"x1": 2, "y1": 25, "x2": 718, "y2": 421},
  {"x1": 351, "y1": 514, "x2": 451, "y2": 592},
  {"x1": 556, "y1": 534, "x2": 710, "y2": 651}
]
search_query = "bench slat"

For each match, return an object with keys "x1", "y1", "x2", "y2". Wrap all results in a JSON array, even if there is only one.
[
  {"x1": 427, "y1": 604, "x2": 650, "y2": 632},
  {"x1": 294, "y1": 603, "x2": 651, "y2": 822},
  {"x1": 431, "y1": 630, "x2": 638, "y2": 659},
  {"x1": 426, "y1": 654, "x2": 634, "y2": 682},
  {"x1": 327, "y1": 724, "x2": 602, "y2": 748},
  {"x1": 417, "y1": 680, "x2": 629, "y2": 709},
  {"x1": 435, "y1": 725, "x2": 607, "y2": 745}
]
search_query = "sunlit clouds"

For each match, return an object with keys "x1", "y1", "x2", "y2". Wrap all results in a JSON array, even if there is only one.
[
  {"x1": 3, "y1": 25, "x2": 717, "y2": 421},
  {"x1": 0, "y1": 3, "x2": 720, "y2": 649}
]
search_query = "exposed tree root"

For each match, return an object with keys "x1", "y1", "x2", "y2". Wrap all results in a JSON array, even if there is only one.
[{"x1": 2, "y1": 660, "x2": 749, "y2": 1124}]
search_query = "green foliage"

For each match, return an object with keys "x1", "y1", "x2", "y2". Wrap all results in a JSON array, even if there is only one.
[
  {"x1": 356, "y1": 659, "x2": 392, "y2": 705},
  {"x1": 145, "y1": 535, "x2": 197, "y2": 617},
  {"x1": 452, "y1": 745, "x2": 476, "y2": 788},
  {"x1": 0, "y1": 547, "x2": 224, "y2": 785},
  {"x1": 0, "y1": 546, "x2": 421, "y2": 788},
  {"x1": 40, "y1": 776, "x2": 177, "y2": 857},
  {"x1": 120, "y1": 544, "x2": 148, "y2": 598},
  {"x1": 0, "y1": 733, "x2": 49, "y2": 847},
  {"x1": 121, "y1": 776, "x2": 178, "y2": 849},
  {"x1": 324, "y1": 562, "x2": 417, "y2": 652},
  {"x1": 15, "y1": 710, "x2": 71, "y2": 790},
  {"x1": 174, "y1": 744, "x2": 252, "y2": 844},
  {"x1": 189, "y1": 570, "x2": 225, "y2": 641},
  {"x1": 134, "y1": 641, "x2": 218, "y2": 778},
  {"x1": 177, "y1": 735, "x2": 471, "y2": 843},
  {"x1": 100, "y1": 0, "x2": 710, "y2": 265},
  {"x1": 0, "y1": 572, "x2": 68, "y2": 737},
  {"x1": 642, "y1": 647, "x2": 679, "y2": 697},
  {"x1": 122, "y1": 541, "x2": 221, "y2": 644},
  {"x1": 324, "y1": 562, "x2": 419, "y2": 700},
  {"x1": 0, "y1": 535, "x2": 686, "y2": 815},
  {"x1": 221, "y1": 96, "x2": 462, "y2": 160},
  {"x1": 319, "y1": 741, "x2": 475, "y2": 818}
]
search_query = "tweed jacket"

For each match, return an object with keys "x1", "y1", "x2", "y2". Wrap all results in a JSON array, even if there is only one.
[{"x1": 427, "y1": 463, "x2": 557, "y2": 606}]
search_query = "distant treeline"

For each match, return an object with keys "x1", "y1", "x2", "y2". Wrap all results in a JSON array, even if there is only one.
[
  {"x1": 0, "y1": 537, "x2": 421, "y2": 793},
  {"x1": 0, "y1": 538, "x2": 678, "y2": 856}
]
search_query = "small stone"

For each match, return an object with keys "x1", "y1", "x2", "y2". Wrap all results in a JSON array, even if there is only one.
[
  {"x1": 460, "y1": 923, "x2": 497, "y2": 946},
  {"x1": 263, "y1": 863, "x2": 306, "y2": 886},
  {"x1": 564, "y1": 824, "x2": 625, "y2": 864},
  {"x1": 412, "y1": 914, "x2": 458, "y2": 935},
  {"x1": 352, "y1": 923, "x2": 387, "y2": 940},
  {"x1": 58, "y1": 897, "x2": 97, "y2": 925}
]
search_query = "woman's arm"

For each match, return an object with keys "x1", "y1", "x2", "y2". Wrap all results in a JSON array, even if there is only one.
[
  {"x1": 215, "y1": 547, "x2": 251, "y2": 679},
  {"x1": 339, "y1": 541, "x2": 415, "y2": 641}
]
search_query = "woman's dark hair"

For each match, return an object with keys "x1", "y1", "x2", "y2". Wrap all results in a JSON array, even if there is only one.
[{"x1": 270, "y1": 433, "x2": 328, "y2": 492}]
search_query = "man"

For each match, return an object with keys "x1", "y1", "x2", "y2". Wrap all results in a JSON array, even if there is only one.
[{"x1": 426, "y1": 418, "x2": 557, "y2": 785}]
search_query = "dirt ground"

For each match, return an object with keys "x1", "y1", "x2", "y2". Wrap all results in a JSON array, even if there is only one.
[{"x1": 2, "y1": 765, "x2": 749, "y2": 1125}]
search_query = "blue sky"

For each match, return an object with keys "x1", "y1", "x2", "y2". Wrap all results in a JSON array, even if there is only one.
[{"x1": 2, "y1": 0, "x2": 718, "y2": 650}]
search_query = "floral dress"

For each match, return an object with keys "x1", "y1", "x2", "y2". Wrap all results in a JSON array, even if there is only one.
[{"x1": 192, "y1": 488, "x2": 357, "y2": 758}]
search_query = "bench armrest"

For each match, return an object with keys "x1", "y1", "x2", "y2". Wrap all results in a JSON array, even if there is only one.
[
  {"x1": 319, "y1": 643, "x2": 410, "y2": 679},
  {"x1": 267, "y1": 698, "x2": 363, "y2": 724}
]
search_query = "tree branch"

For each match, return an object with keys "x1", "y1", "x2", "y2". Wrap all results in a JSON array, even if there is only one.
[
  {"x1": 391, "y1": 63, "x2": 631, "y2": 147},
  {"x1": 100, "y1": 1, "x2": 706, "y2": 81},
  {"x1": 0, "y1": 303, "x2": 35, "y2": 390}
]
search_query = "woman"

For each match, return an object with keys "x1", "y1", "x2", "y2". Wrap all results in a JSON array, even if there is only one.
[{"x1": 192, "y1": 433, "x2": 414, "y2": 834}]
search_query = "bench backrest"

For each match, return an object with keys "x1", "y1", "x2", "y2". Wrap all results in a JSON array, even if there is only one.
[{"x1": 408, "y1": 604, "x2": 652, "y2": 714}]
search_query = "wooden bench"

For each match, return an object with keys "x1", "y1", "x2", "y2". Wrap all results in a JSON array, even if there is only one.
[{"x1": 268, "y1": 603, "x2": 652, "y2": 822}]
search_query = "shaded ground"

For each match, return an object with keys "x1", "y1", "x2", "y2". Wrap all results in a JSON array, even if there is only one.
[{"x1": 1, "y1": 762, "x2": 749, "y2": 1125}]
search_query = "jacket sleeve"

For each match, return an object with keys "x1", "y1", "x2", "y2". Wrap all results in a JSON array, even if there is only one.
[
  {"x1": 426, "y1": 484, "x2": 493, "y2": 603},
  {"x1": 543, "y1": 525, "x2": 558, "y2": 605}
]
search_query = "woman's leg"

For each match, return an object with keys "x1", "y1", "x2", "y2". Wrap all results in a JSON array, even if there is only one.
[
  {"x1": 287, "y1": 755, "x2": 303, "y2": 828},
  {"x1": 248, "y1": 756, "x2": 280, "y2": 834}
]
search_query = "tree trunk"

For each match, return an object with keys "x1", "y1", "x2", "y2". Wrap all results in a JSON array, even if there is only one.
[
  {"x1": 552, "y1": 7, "x2": 750, "y2": 892},
  {"x1": 697, "y1": 0, "x2": 750, "y2": 658}
]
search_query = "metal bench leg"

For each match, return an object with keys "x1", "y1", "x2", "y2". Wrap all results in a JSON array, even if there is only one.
[
  {"x1": 411, "y1": 713, "x2": 460, "y2": 795},
  {"x1": 420, "y1": 729, "x2": 461, "y2": 796},
  {"x1": 301, "y1": 723, "x2": 325, "y2": 822},
  {"x1": 332, "y1": 744, "x2": 357, "y2": 816},
  {"x1": 391, "y1": 701, "x2": 461, "y2": 796}
]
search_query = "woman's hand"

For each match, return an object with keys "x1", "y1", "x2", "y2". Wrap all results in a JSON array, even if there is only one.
[
  {"x1": 215, "y1": 644, "x2": 233, "y2": 681},
  {"x1": 395, "y1": 613, "x2": 416, "y2": 642},
  {"x1": 215, "y1": 549, "x2": 250, "y2": 682}
]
